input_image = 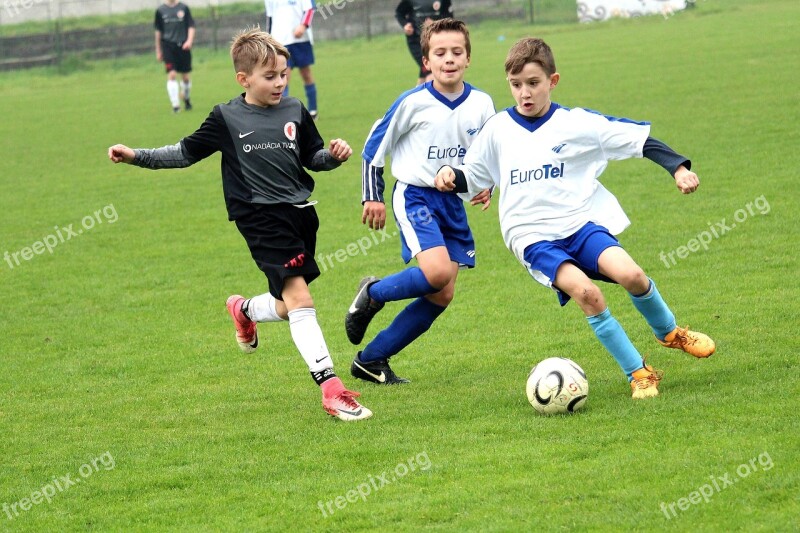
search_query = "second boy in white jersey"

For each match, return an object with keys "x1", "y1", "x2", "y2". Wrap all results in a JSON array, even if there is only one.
[
  {"x1": 436, "y1": 37, "x2": 715, "y2": 400},
  {"x1": 345, "y1": 19, "x2": 495, "y2": 384}
]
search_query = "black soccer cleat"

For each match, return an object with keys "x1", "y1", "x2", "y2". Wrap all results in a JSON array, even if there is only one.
[
  {"x1": 184, "y1": 98, "x2": 192, "y2": 111},
  {"x1": 345, "y1": 276, "x2": 384, "y2": 345},
  {"x1": 351, "y1": 353, "x2": 410, "y2": 385}
]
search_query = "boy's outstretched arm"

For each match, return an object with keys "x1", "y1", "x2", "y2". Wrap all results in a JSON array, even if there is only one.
[{"x1": 642, "y1": 137, "x2": 699, "y2": 194}]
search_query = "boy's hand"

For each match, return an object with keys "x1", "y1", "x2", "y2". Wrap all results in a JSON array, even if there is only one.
[
  {"x1": 108, "y1": 144, "x2": 135, "y2": 164},
  {"x1": 470, "y1": 188, "x2": 492, "y2": 211},
  {"x1": 294, "y1": 24, "x2": 307, "y2": 38},
  {"x1": 434, "y1": 166, "x2": 456, "y2": 192},
  {"x1": 674, "y1": 165, "x2": 699, "y2": 194},
  {"x1": 362, "y1": 201, "x2": 386, "y2": 231},
  {"x1": 329, "y1": 139, "x2": 352, "y2": 162},
  {"x1": 403, "y1": 23, "x2": 414, "y2": 36}
]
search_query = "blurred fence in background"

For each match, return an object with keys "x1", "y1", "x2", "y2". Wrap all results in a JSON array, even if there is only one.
[{"x1": 0, "y1": 0, "x2": 578, "y2": 71}]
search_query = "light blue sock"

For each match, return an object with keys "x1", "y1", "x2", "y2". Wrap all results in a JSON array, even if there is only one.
[
  {"x1": 587, "y1": 308, "x2": 644, "y2": 379},
  {"x1": 304, "y1": 83, "x2": 317, "y2": 112},
  {"x1": 629, "y1": 278, "x2": 677, "y2": 341},
  {"x1": 360, "y1": 297, "x2": 446, "y2": 362},
  {"x1": 368, "y1": 267, "x2": 436, "y2": 303}
]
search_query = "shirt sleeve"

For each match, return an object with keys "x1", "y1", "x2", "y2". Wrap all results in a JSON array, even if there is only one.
[
  {"x1": 395, "y1": 1, "x2": 413, "y2": 26},
  {"x1": 154, "y1": 10, "x2": 163, "y2": 32},
  {"x1": 361, "y1": 97, "x2": 411, "y2": 203},
  {"x1": 457, "y1": 122, "x2": 498, "y2": 194},
  {"x1": 183, "y1": 5, "x2": 195, "y2": 28},
  {"x1": 297, "y1": 105, "x2": 326, "y2": 169},
  {"x1": 179, "y1": 107, "x2": 226, "y2": 164},
  {"x1": 642, "y1": 136, "x2": 691, "y2": 176},
  {"x1": 588, "y1": 109, "x2": 650, "y2": 161}
]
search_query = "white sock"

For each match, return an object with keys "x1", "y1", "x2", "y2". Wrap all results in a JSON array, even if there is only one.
[
  {"x1": 181, "y1": 80, "x2": 191, "y2": 101},
  {"x1": 288, "y1": 308, "x2": 332, "y2": 373},
  {"x1": 246, "y1": 293, "x2": 283, "y2": 322},
  {"x1": 167, "y1": 80, "x2": 180, "y2": 108}
]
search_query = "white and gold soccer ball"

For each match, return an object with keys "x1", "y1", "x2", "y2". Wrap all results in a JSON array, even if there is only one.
[{"x1": 526, "y1": 357, "x2": 589, "y2": 415}]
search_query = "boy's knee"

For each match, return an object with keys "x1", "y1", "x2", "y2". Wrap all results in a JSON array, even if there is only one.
[
  {"x1": 427, "y1": 286, "x2": 454, "y2": 307},
  {"x1": 421, "y1": 264, "x2": 454, "y2": 290},
  {"x1": 619, "y1": 268, "x2": 649, "y2": 294},
  {"x1": 572, "y1": 283, "x2": 605, "y2": 313}
]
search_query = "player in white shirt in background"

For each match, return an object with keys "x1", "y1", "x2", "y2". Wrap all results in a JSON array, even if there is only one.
[
  {"x1": 266, "y1": 0, "x2": 319, "y2": 119},
  {"x1": 436, "y1": 37, "x2": 715, "y2": 399},
  {"x1": 345, "y1": 19, "x2": 495, "y2": 385}
]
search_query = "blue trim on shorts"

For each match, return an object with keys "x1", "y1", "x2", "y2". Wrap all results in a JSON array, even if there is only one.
[
  {"x1": 287, "y1": 42, "x2": 314, "y2": 68},
  {"x1": 523, "y1": 222, "x2": 620, "y2": 306}
]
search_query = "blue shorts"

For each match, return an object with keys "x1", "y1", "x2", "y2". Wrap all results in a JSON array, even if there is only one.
[
  {"x1": 522, "y1": 222, "x2": 620, "y2": 306},
  {"x1": 392, "y1": 182, "x2": 476, "y2": 267},
  {"x1": 286, "y1": 42, "x2": 314, "y2": 69}
]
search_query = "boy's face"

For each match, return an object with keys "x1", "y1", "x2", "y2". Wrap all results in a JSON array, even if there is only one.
[
  {"x1": 423, "y1": 31, "x2": 470, "y2": 93},
  {"x1": 507, "y1": 62, "x2": 559, "y2": 118},
  {"x1": 238, "y1": 55, "x2": 288, "y2": 107}
]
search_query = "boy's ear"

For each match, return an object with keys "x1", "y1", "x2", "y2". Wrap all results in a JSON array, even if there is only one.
[
  {"x1": 422, "y1": 55, "x2": 430, "y2": 71},
  {"x1": 235, "y1": 71, "x2": 250, "y2": 89},
  {"x1": 550, "y1": 73, "x2": 560, "y2": 89}
]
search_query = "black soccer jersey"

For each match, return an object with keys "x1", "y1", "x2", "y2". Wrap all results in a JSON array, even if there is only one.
[
  {"x1": 133, "y1": 96, "x2": 341, "y2": 220},
  {"x1": 395, "y1": 0, "x2": 453, "y2": 31},
  {"x1": 154, "y1": 2, "x2": 195, "y2": 47}
]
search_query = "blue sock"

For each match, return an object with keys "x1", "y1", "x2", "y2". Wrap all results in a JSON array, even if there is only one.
[
  {"x1": 629, "y1": 278, "x2": 677, "y2": 341},
  {"x1": 283, "y1": 86, "x2": 289, "y2": 97},
  {"x1": 360, "y1": 297, "x2": 446, "y2": 362},
  {"x1": 587, "y1": 308, "x2": 643, "y2": 379},
  {"x1": 368, "y1": 267, "x2": 436, "y2": 303},
  {"x1": 304, "y1": 83, "x2": 317, "y2": 112}
]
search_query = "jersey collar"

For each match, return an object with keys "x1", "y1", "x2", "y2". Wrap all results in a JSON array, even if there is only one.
[
  {"x1": 507, "y1": 102, "x2": 560, "y2": 133},
  {"x1": 426, "y1": 81, "x2": 472, "y2": 110}
]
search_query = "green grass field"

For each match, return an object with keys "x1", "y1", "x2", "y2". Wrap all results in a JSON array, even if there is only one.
[{"x1": 1, "y1": 1, "x2": 798, "y2": 530}]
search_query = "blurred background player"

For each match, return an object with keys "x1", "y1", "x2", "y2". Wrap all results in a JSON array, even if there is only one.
[
  {"x1": 435, "y1": 37, "x2": 715, "y2": 400},
  {"x1": 108, "y1": 29, "x2": 370, "y2": 421},
  {"x1": 155, "y1": 0, "x2": 195, "y2": 113},
  {"x1": 395, "y1": 0, "x2": 453, "y2": 85},
  {"x1": 266, "y1": 0, "x2": 319, "y2": 119},
  {"x1": 344, "y1": 19, "x2": 494, "y2": 385}
]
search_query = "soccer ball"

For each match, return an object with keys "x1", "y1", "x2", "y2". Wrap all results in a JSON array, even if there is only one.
[{"x1": 526, "y1": 357, "x2": 589, "y2": 415}]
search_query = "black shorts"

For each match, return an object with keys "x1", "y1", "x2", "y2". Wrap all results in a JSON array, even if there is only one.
[
  {"x1": 162, "y1": 41, "x2": 192, "y2": 73},
  {"x1": 405, "y1": 33, "x2": 430, "y2": 78},
  {"x1": 234, "y1": 203, "x2": 321, "y2": 299}
]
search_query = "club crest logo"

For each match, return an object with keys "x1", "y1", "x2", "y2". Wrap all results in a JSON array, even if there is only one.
[
  {"x1": 177, "y1": 10, "x2": 185, "y2": 19},
  {"x1": 284, "y1": 122, "x2": 296, "y2": 141},
  {"x1": 433, "y1": 1, "x2": 441, "y2": 11}
]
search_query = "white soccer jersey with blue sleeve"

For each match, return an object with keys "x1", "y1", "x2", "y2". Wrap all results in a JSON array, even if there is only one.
[
  {"x1": 460, "y1": 104, "x2": 651, "y2": 262},
  {"x1": 266, "y1": 0, "x2": 314, "y2": 45},
  {"x1": 362, "y1": 82, "x2": 495, "y2": 204}
]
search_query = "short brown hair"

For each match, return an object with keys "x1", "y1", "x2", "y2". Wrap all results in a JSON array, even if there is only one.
[
  {"x1": 504, "y1": 38, "x2": 556, "y2": 76},
  {"x1": 420, "y1": 18, "x2": 471, "y2": 59},
  {"x1": 230, "y1": 27, "x2": 290, "y2": 74}
]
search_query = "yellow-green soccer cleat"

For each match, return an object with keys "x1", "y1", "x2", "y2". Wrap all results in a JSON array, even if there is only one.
[
  {"x1": 630, "y1": 363, "x2": 664, "y2": 400},
  {"x1": 657, "y1": 326, "x2": 715, "y2": 358}
]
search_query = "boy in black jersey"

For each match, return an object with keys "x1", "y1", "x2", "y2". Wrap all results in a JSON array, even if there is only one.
[
  {"x1": 395, "y1": 0, "x2": 453, "y2": 85},
  {"x1": 108, "y1": 29, "x2": 372, "y2": 421},
  {"x1": 155, "y1": 1, "x2": 195, "y2": 112}
]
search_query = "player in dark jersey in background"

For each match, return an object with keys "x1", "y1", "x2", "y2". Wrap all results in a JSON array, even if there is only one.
[
  {"x1": 395, "y1": 0, "x2": 453, "y2": 85},
  {"x1": 108, "y1": 29, "x2": 372, "y2": 422},
  {"x1": 155, "y1": 0, "x2": 195, "y2": 113}
]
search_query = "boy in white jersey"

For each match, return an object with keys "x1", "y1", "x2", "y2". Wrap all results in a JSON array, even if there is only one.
[
  {"x1": 345, "y1": 19, "x2": 495, "y2": 384},
  {"x1": 435, "y1": 38, "x2": 715, "y2": 399},
  {"x1": 266, "y1": 0, "x2": 319, "y2": 119}
]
